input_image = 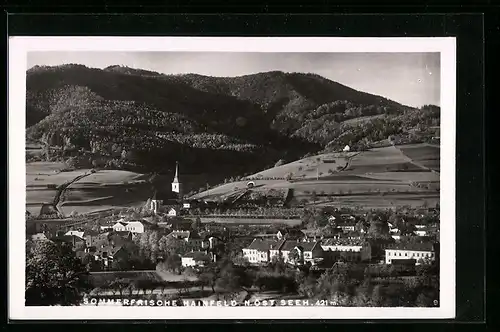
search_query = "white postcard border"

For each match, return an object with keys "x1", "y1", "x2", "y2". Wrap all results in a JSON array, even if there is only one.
[{"x1": 8, "y1": 36, "x2": 456, "y2": 320}]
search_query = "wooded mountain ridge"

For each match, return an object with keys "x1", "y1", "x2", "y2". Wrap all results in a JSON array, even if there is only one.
[{"x1": 26, "y1": 64, "x2": 440, "y2": 176}]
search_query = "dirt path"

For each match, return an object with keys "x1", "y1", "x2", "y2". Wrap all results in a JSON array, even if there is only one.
[{"x1": 53, "y1": 171, "x2": 93, "y2": 216}]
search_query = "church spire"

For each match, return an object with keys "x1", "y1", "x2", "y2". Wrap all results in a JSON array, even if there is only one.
[
  {"x1": 171, "y1": 161, "x2": 182, "y2": 196},
  {"x1": 173, "y1": 161, "x2": 179, "y2": 183}
]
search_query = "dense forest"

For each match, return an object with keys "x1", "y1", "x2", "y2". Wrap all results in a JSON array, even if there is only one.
[{"x1": 26, "y1": 64, "x2": 440, "y2": 175}]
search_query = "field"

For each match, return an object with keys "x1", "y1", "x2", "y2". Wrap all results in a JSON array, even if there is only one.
[
  {"x1": 26, "y1": 162, "x2": 149, "y2": 217},
  {"x1": 191, "y1": 144, "x2": 440, "y2": 210},
  {"x1": 398, "y1": 144, "x2": 440, "y2": 172}
]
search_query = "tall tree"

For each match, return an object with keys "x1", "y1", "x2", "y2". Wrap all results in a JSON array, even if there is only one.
[{"x1": 26, "y1": 241, "x2": 91, "y2": 306}]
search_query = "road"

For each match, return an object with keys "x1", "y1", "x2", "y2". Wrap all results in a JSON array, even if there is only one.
[{"x1": 52, "y1": 171, "x2": 92, "y2": 217}]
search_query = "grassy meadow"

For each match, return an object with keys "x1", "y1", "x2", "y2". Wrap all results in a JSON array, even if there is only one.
[
  {"x1": 191, "y1": 144, "x2": 440, "y2": 210},
  {"x1": 26, "y1": 161, "x2": 150, "y2": 217}
]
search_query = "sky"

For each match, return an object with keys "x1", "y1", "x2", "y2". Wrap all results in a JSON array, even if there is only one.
[{"x1": 27, "y1": 52, "x2": 440, "y2": 107}]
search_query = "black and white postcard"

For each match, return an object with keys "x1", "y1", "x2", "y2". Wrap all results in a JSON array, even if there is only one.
[{"x1": 9, "y1": 37, "x2": 456, "y2": 320}]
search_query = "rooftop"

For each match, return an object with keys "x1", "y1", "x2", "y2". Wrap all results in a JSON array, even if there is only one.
[
  {"x1": 387, "y1": 242, "x2": 435, "y2": 252},
  {"x1": 322, "y1": 238, "x2": 364, "y2": 246},
  {"x1": 182, "y1": 251, "x2": 210, "y2": 260},
  {"x1": 246, "y1": 239, "x2": 285, "y2": 251}
]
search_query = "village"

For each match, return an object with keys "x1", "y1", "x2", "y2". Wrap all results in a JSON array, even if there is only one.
[{"x1": 26, "y1": 158, "x2": 440, "y2": 305}]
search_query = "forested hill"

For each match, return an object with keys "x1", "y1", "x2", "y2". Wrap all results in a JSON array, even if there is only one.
[{"x1": 25, "y1": 64, "x2": 439, "y2": 176}]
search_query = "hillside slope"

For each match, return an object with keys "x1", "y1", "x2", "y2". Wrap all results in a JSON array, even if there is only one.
[{"x1": 25, "y1": 64, "x2": 439, "y2": 180}]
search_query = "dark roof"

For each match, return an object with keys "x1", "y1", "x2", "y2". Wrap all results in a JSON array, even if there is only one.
[
  {"x1": 279, "y1": 228, "x2": 304, "y2": 237},
  {"x1": 52, "y1": 235, "x2": 85, "y2": 243},
  {"x1": 168, "y1": 230, "x2": 201, "y2": 239},
  {"x1": 246, "y1": 239, "x2": 284, "y2": 251},
  {"x1": 183, "y1": 251, "x2": 210, "y2": 261},
  {"x1": 388, "y1": 242, "x2": 435, "y2": 251},
  {"x1": 322, "y1": 238, "x2": 364, "y2": 246},
  {"x1": 297, "y1": 241, "x2": 321, "y2": 252},
  {"x1": 281, "y1": 240, "x2": 301, "y2": 251},
  {"x1": 95, "y1": 244, "x2": 124, "y2": 256}
]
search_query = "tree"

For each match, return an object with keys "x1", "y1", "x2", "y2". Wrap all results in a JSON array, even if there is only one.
[
  {"x1": 192, "y1": 217, "x2": 202, "y2": 231},
  {"x1": 26, "y1": 241, "x2": 91, "y2": 306},
  {"x1": 158, "y1": 235, "x2": 188, "y2": 257},
  {"x1": 163, "y1": 254, "x2": 182, "y2": 274},
  {"x1": 370, "y1": 285, "x2": 384, "y2": 307},
  {"x1": 367, "y1": 219, "x2": 391, "y2": 239},
  {"x1": 311, "y1": 191, "x2": 317, "y2": 203},
  {"x1": 288, "y1": 248, "x2": 302, "y2": 265}
]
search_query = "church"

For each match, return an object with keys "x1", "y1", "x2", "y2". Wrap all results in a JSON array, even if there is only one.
[{"x1": 149, "y1": 161, "x2": 184, "y2": 214}]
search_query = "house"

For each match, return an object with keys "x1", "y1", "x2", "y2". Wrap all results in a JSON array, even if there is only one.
[
  {"x1": 301, "y1": 229, "x2": 321, "y2": 242},
  {"x1": 242, "y1": 239, "x2": 284, "y2": 264},
  {"x1": 269, "y1": 239, "x2": 287, "y2": 261},
  {"x1": 337, "y1": 220, "x2": 356, "y2": 233},
  {"x1": 385, "y1": 242, "x2": 437, "y2": 265},
  {"x1": 167, "y1": 230, "x2": 203, "y2": 249},
  {"x1": 201, "y1": 236, "x2": 219, "y2": 250},
  {"x1": 279, "y1": 240, "x2": 322, "y2": 265},
  {"x1": 94, "y1": 244, "x2": 127, "y2": 268},
  {"x1": 64, "y1": 229, "x2": 99, "y2": 247},
  {"x1": 30, "y1": 233, "x2": 49, "y2": 242},
  {"x1": 51, "y1": 234, "x2": 86, "y2": 249},
  {"x1": 414, "y1": 230, "x2": 427, "y2": 237},
  {"x1": 111, "y1": 220, "x2": 147, "y2": 234},
  {"x1": 168, "y1": 207, "x2": 181, "y2": 217},
  {"x1": 82, "y1": 230, "x2": 100, "y2": 247},
  {"x1": 297, "y1": 241, "x2": 324, "y2": 265},
  {"x1": 321, "y1": 238, "x2": 364, "y2": 252},
  {"x1": 343, "y1": 145, "x2": 350, "y2": 152},
  {"x1": 65, "y1": 230, "x2": 85, "y2": 239},
  {"x1": 181, "y1": 251, "x2": 212, "y2": 267}
]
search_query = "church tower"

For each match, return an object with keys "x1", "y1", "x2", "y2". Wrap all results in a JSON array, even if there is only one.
[{"x1": 171, "y1": 161, "x2": 182, "y2": 198}]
